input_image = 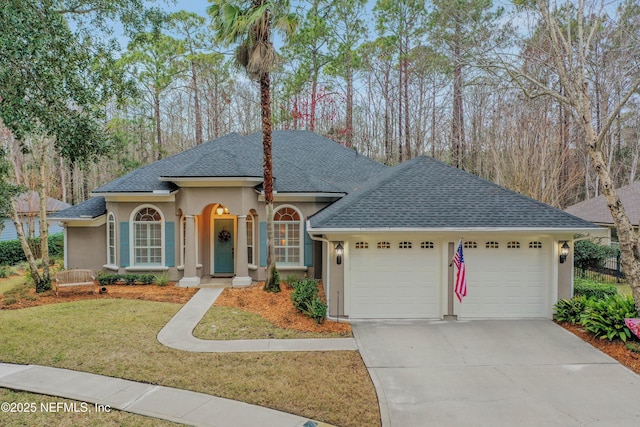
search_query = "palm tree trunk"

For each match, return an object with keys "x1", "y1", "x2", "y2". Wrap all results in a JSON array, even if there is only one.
[{"x1": 261, "y1": 71, "x2": 279, "y2": 292}]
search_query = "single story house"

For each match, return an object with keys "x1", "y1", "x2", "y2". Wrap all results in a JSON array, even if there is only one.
[
  {"x1": 1, "y1": 191, "x2": 69, "y2": 241},
  {"x1": 52, "y1": 131, "x2": 599, "y2": 320},
  {"x1": 564, "y1": 181, "x2": 640, "y2": 244}
]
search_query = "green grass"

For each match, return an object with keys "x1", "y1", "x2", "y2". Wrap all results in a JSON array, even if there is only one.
[
  {"x1": 0, "y1": 275, "x2": 26, "y2": 296},
  {"x1": 0, "y1": 299, "x2": 379, "y2": 427},
  {"x1": 0, "y1": 388, "x2": 180, "y2": 426},
  {"x1": 193, "y1": 306, "x2": 350, "y2": 339},
  {"x1": 617, "y1": 283, "x2": 632, "y2": 296}
]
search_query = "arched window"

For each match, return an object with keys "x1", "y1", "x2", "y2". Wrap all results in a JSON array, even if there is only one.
[
  {"x1": 377, "y1": 241, "x2": 391, "y2": 249},
  {"x1": 246, "y1": 214, "x2": 254, "y2": 265},
  {"x1": 507, "y1": 241, "x2": 520, "y2": 249},
  {"x1": 355, "y1": 242, "x2": 369, "y2": 249},
  {"x1": 107, "y1": 212, "x2": 116, "y2": 266},
  {"x1": 464, "y1": 241, "x2": 477, "y2": 249},
  {"x1": 398, "y1": 241, "x2": 412, "y2": 249},
  {"x1": 133, "y1": 206, "x2": 163, "y2": 266},
  {"x1": 421, "y1": 241, "x2": 434, "y2": 249},
  {"x1": 529, "y1": 241, "x2": 542, "y2": 249},
  {"x1": 274, "y1": 206, "x2": 302, "y2": 265},
  {"x1": 486, "y1": 241, "x2": 499, "y2": 249}
]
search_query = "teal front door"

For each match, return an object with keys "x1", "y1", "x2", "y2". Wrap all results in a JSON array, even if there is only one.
[{"x1": 214, "y1": 219, "x2": 234, "y2": 275}]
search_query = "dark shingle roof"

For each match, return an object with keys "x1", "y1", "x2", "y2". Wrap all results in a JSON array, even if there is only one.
[
  {"x1": 309, "y1": 155, "x2": 598, "y2": 230},
  {"x1": 93, "y1": 131, "x2": 386, "y2": 194},
  {"x1": 564, "y1": 181, "x2": 640, "y2": 226},
  {"x1": 50, "y1": 197, "x2": 106, "y2": 220}
]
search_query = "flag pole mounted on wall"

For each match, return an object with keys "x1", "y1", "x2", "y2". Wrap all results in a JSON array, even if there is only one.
[{"x1": 450, "y1": 239, "x2": 467, "y2": 303}]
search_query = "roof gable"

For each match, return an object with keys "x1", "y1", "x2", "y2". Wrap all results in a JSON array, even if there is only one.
[
  {"x1": 564, "y1": 181, "x2": 640, "y2": 226},
  {"x1": 309, "y1": 155, "x2": 597, "y2": 230},
  {"x1": 93, "y1": 131, "x2": 386, "y2": 194}
]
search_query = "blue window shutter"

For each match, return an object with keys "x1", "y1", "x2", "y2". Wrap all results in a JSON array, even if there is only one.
[
  {"x1": 259, "y1": 221, "x2": 267, "y2": 267},
  {"x1": 165, "y1": 221, "x2": 175, "y2": 267},
  {"x1": 120, "y1": 222, "x2": 129, "y2": 267},
  {"x1": 304, "y1": 222, "x2": 313, "y2": 267}
]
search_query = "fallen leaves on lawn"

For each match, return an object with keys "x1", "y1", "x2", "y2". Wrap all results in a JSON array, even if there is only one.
[{"x1": 214, "y1": 282, "x2": 352, "y2": 335}]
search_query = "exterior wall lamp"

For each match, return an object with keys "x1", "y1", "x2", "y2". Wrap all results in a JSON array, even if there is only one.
[
  {"x1": 559, "y1": 241, "x2": 570, "y2": 264},
  {"x1": 216, "y1": 206, "x2": 228, "y2": 216},
  {"x1": 336, "y1": 242, "x2": 343, "y2": 265}
]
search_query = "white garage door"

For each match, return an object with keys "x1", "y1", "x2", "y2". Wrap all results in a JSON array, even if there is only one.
[
  {"x1": 456, "y1": 239, "x2": 550, "y2": 318},
  {"x1": 349, "y1": 239, "x2": 441, "y2": 319}
]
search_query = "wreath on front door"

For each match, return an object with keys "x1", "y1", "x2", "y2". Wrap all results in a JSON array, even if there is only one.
[{"x1": 218, "y1": 228, "x2": 231, "y2": 243}]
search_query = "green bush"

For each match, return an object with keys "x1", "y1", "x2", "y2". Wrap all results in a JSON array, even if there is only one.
[
  {"x1": 574, "y1": 240, "x2": 618, "y2": 271},
  {"x1": 0, "y1": 233, "x2": 64, "y2": 266},
  {"x1": 291, "y1": 278, "x2": 319, "y2": 313},
  {"x1": 579, "y1": 294, "x2": 638, "y2": 342},
  {"x1": 96, "y1": 273, "x2": 160, "y2": 286},
  {"x1": 0, "y1": 266, "x2": 8, "y2": 278},
  {"x1": 311, "y1": 297, "x2": 327, "y2": 324},
  {"x1": 574, "y1": 279, "x2": 617, "y2": 299},
  {"x1": 555, "y1": 295, "x2": 589, "y2": 324}
]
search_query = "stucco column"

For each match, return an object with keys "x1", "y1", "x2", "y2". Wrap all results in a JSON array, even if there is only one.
[
  {"x1": 232, "y1": 214, "x2": 252, "y2": 287},
  {"x1": 179, "y1": 215, "x2": 200, "y2": 287}
]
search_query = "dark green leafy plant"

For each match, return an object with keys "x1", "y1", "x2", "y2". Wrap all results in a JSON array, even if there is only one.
[
  {"x1": 311, "y1": 297, "x2": 327, "y2": 324},
  {"x1": 291, "y1": 278, "x2": 319, "y2": 313},
  {"x1": 555, "y1": 296, "x2": 589, "y2": 324},
  {"x1": 574, "y1": 240, "x2": 618, "y2": 271},
  {"x1": 574, "y1": 279, "x2": 617, "y2": 299},
  {"x1": 579, "y1": 295, "x2": 638, "y2": 342}
]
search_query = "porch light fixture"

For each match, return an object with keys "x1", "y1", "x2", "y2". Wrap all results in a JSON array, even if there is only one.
[
  {"x1": 216, "y1": 206, "x2": 228, "y2": 216},
  {"x1": 559, "y1": 241, "x2": 570, "y2": 264},
  {"x1": 336, "y1": 242, "x2": 344, "y2": 265}
]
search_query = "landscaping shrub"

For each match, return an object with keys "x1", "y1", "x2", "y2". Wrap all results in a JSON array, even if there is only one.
[
  {"x1": 0, "y1": 233, "x2": 64, "y2": 266},
  {"x1": 554, "y1": 295, "x2": 589, "y2": 324},
  {"x1": 96, "y1": 273, "x2": 160, "y2": 286},
  {"x1": 574, "y1": 278, "x2": 617, "y2": 299},
  {"x1": 574, "y1": 240, "x2": 618, "y2": 271},
  {"x1": 290, "y1": 278, "x2": 327, "y2": 323},
  {"x1": 311, "y1": 297, "x2": 327, "y2": 324},
  {"x1": 291, "y1": 278, "x2": 319, "y2": 312},
  {"x1": 579, "y1": 294, "x2": 638, "y2": 342},
  {"x1": 0, "y1": 266, "x2": 8, "y2": 278},
  {"x1": 284, "y1": 274, "x2": 298, "y2": 289}
]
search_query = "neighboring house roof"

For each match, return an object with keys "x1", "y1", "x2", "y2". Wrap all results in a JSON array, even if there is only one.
[
  {"x1": 309, "y1": 155, "x2": 598, "y2": 231},
  {"x1": 50, "y1": 196, "x2": 106, "y2": 220},
  {"x1": 564, "y1": 181, "x2": 640, "y2": 226},
  {"x1": 93, "y1": 130, "x2": 386, "y2": 194},
  {"x1": 13, "y1": 191, "x2": 70, "y2": 214}
]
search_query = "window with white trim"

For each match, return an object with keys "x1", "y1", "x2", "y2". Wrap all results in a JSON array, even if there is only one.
[
  {"x1": 421, "y1": 241, "x2": 434, "y2": 249},
  {"x1": 133, "y1": 207, "x2": 162, "y2": 266},
  {"x1": 274, "y1": 206, "x2": 302, "y2": 265},
  {"x1": 246, "y1": 214, "x2": 254, "y2": 265},
  {"x1": 355, "y1": 242, "x2": 369, "y2": 249},
  {"x1": 107, "y1": 212, "x2": 116, "y2": 265}
]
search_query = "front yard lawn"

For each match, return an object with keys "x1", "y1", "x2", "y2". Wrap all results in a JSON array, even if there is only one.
[{"x1": 0, "y1": 298, "x2": 379, "y2": 427}]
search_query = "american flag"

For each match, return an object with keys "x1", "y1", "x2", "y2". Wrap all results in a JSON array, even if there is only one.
[{"x1": 453, "y1": 240, "x2": 467, "y2": 303}]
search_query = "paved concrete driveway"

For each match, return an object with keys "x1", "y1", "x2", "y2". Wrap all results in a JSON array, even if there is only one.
[{"x1": 353, "y1": 320, "x2": 640, "y2": 427}]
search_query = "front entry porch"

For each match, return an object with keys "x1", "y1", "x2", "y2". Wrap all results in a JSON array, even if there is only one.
[{"x1": 179, "y1": 203, "x2": 252, "y2": 288}]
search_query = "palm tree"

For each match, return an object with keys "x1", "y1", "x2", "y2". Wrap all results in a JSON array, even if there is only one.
[{"x1": 208, "y1": 0, "x2": 297, "y2": 292}]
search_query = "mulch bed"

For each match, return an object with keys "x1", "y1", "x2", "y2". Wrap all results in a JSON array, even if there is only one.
[
  {"x1": 214, "y1": 282, "x2": 352, "y2": 335},
  {"x1": 557, "y1": 321, "x2": 640, "y2": 375},
  {"x1": 0, "y1": 282, "x2": 199, "y2": 309}
]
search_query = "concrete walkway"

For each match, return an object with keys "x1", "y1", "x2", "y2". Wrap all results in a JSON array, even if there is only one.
[
  {"x1": 0, "y1": 287, "x2": 355, "y2": 426},
  {"x1": 157, "y1": 288, "x2": 357, "y2": 352},
  {"x1": 0, "y1": 363, "x2": 327, "y2": 427}
]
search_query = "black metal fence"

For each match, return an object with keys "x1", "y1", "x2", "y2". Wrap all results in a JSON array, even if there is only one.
[{"x1": 576, "y1": 249, "x2": 625, "y2": 283}]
